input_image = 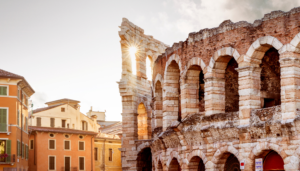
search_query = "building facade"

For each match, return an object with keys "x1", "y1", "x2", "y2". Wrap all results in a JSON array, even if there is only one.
[
  {"x1": 94, "y1": 135, "x2": 122, "y2": 171},
  {"x1": 119, "y1": 7, "x2": 300, "y2": 171},
  {"x1": 0, "y1": 69, "x2": 35, "y2": 171}
]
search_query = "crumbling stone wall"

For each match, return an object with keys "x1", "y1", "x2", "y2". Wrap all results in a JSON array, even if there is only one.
[{"x1": 119, "y1": 6, "x2": 300, "y2": 171}]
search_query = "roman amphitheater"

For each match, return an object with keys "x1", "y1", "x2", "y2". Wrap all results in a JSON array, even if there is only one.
[{"x1": 118, "y1": 6, "x2": 300, "y2": 171}]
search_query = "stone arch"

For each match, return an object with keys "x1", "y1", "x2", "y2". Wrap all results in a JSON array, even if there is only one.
[
  {"x1": 244, "y1": 36, "x2": 283, "y2": 64},
  {"x1": 137, "y1": 102, "x2": 149, "y2": 140},
  {"x1": 167, "y1": 157, "x2": 181, "y2": 171},
  {"x1": 137, "y1": 142, "x2": 151, "y2": 154},
  {"x1": 162, "y1": 54, "x2": 182, "y2": 130},
  {"x1": 187, "y1": 149, "x2": 208, "y2": 165},
  {"x1": 287, "y1": 32, "x2": 300, "y2": 53},
  {"x1": 211, "y1": 145, "x2": 240, "y2": 170},
  {"x1": 182, "y1": 57, "x2": 206, "y2": 117},
  {"x1": 137, "y1": 147, "x2": 153, "y2": 171},
  {"x1": 153, "y1": 78, "x2": 163, "y2": 129},
  {"x1": 206, "y1": 47, "x2": 240, "y2": 114},
  {"x1": 166, "y1": 150, "x2": 182, "y2": 168},
  {"x1": 154, "y1": 73, "x2": 164, "y2": 92},
  {"x1": 156, "y1": 159, "x2": 163, "y2": 171}
]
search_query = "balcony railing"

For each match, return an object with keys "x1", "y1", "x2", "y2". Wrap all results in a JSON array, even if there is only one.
[
  {"x1": 60, "y1": 167, "x2": 78, "y2": 171},
  {"x1": 0, "y1": 154, "x2": 15, "y2": 164}
]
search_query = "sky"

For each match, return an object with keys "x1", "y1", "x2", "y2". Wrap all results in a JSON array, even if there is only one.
[{"x1": 1, "y1": 0, "x2": 300, "y2": 121}]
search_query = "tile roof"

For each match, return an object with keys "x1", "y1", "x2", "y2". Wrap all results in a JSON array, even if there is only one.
[
  {"x1": 32, "y1": 104, "x2": 63, "y2": 114},
  {"x1": 45, "y1": 98, "x2": 80, "y2": 104},
  {"x1": 29, "y1": 126, "x2": 98, "y2": 135}
]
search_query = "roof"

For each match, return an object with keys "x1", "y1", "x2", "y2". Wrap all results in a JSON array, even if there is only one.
[
  {"x1": 29, "y1": 126, "x2": 98, "y2": 135},
  {"x1": 45, "y1": 98, "x2": 80, "y2": 105},
  {"x1": 0, "y1": 69, "x2": 35, "y2": 96},
  {"x1": 32, "y1": 104, "x2": 63, "y2": 114}
]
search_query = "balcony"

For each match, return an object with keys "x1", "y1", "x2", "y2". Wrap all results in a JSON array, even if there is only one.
[{"x1": 0, "y1": 154, "x2": 15, "y2": 164}]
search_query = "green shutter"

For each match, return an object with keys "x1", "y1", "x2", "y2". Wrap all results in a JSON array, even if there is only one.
[
  {"x1": 0, "y1": 109, "x2": 7, "y2": 132},
  {"x1": 25, "y1": 117, "x2": 28, "y2": 132},
  {"x1": 0, "y1": 87, "x2": 7, "y2": 96},
  {"x1": 6, "y1": 140, "x2": 11, "y2": 162},
  {"x1": 17, "y1": 141, "x2": 20, "y2": 157},
  {"x1": 26, "y1": 145, "x2": 28, "y2": 159}
]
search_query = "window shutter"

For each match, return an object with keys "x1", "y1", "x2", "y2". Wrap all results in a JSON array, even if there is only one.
[
  {"x1": 25, "y1": 117, "x2": 28, "y2": 131},
  {"x1": 62, "y1": 120, "x2": 66, "y2": 128},
  {"x1": 21, "y1": 114, "x2": 23, "y2": 130},
  {"x1": 94, "y1": 148, "x2": 98, "y2": 160},
  {"x1": 86, "y1": 122, "x2": 88, "y2": 131},
  {"x1": 49, "y1": 156, "x2": 55, "y2": 170},
  {"x1": 50, "y1": 118, "x2": 55, "y2": 127},
  {"x1": 49, "y1": 140, "x2": 55, "y2": 149},
  {"x1": 37, "y1": 117, "x2": 41, "y2": 127},
  {"x1": 17, "y1": 110, "x2": 19, "y2": 126},
  {"x1": 109, "y1": 149, "x2": 112, "y2": 161},
  {"x1": 17, "y1": 141, "x2": 20, "y2": 156},
  {"x1": 26, "y1": 145, "x2": 29, "y2": 159},
  {"x1": 0, "y1": 109, "x2": 7, "y2": 132},
  {"x1": 65, "y1": 157, "x2": 70, "y2": 171},
  {"x1": 22, "y1": 143, "x2": 24, "y2": 158},
  {"x1": 79, "y1": 157, "x2": 84, "y2": 170},
  {"x1": 6, "y1": 140, "x2": 11, "y2": 162},
  {"x1": 0, "y1": 86, "x2": 7, "y2": 95}
]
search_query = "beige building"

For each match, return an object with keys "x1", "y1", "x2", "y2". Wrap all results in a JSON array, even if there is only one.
[
  {"x1": 30, "y1": 98, "x2": 100, "y2": 132},
  {"x1": 87, "y1": 106, "x2": 106, "y2": 121}
]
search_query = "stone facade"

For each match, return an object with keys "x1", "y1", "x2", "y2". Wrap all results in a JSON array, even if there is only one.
[{"x1": 119, "y1": 7, "x2": 300, "y2": 171}]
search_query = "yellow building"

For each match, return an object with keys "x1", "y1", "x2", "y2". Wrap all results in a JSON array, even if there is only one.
[{"x1": 94, "y1": 134, "x2": 121, "y2": 171}]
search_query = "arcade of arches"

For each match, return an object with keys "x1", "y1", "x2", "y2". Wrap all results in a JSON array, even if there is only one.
[{"x1": 119, "y1": 7, "x2": 300, "y2": 171}]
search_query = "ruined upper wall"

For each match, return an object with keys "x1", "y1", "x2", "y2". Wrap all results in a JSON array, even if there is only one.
[{"x1": 153, "y1": 7, "x2": 300, "y2": 80}]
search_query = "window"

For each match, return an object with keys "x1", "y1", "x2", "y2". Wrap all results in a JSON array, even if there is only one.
[
  {"x1": 17, "y1": 141, "x2": 20, "y2": 157},
  {"x1": 22, "y1": 143, "x2": 24, "y2": 158},
  {"x1": 109, "y1": 148, "x2": 112, "y2": 161},
  {"x1": 79, "y1": 135, "x2": 83, "y2": 139},
  {"x1": 65, "y1": 134, "x2": 69, "y2": 138},
  {"x1": 49, "y1": 133, "x2": 54, "y2": 137},
  {"x1": 30, "y1": 140, "x2": 34, "y2": 150},
  {"x1": 49, "y1": 156, "x2": 55, "y2": 170},
  {"x1": 17, "y1": 110, "x2": 20, "y2": 126},
  {"x1": 81, "y1": 121, "x2": 88, "y2": 131},
  {"x1": 0, "y1": 108, "x2": 7, "y2": 132},
  {"x1": 78, "y1": 141, "x2": 84, "y2": 151},
  {"x1": 94, "y1": 148, "x2": 98, "y2": 160},
  {"x1": 25, "y1": 145, "x2": 28, "y2": 160},
  {"x1": 25, "y1": 117, "x2": 28, "y2": 131},
  {"x1": 62, "y1": 120, "x2": 66, "y2": 128},
  {"x1": 67, "y1": 123, "x2": 69, "y2": 128},
  {"x1": 0, "y1": 140, "x2": 11, "y2": 162},
  {"x1": 61, "y1": 108, "x2": 65, "y2": 112},
  {"x1": 79, "y1": 157, "x2": 84, "y2": 170},
  {"x1": 64, "y1": 141, "x2": 70, "y2": 150},
  {"x1": 65, "y1": 156, "x2": 70, "y2": 171},
  {"x1": 49, "y1": 140, "x2": 55, "y2": 150},
  {"x1": 50, "y1": 118, "x2": 55, "y2": 127},
  {"x1": 36, "y1": 117, "x2": 41, "y2": 127},
  {"x1": 0, "y1": 86, "x2": 7, "y2": 96}
]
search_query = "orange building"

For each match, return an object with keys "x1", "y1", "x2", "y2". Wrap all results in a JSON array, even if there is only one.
[
  {"x1": 28, "y1": 127, "x2": 97, "y2": 171},
  {"x1": 0, "y1": 69, "x2": 35, "y2": 171}
]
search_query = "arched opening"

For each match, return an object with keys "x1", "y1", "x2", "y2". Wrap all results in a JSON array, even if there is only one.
[
  {"x1": 137, "y1": 148, "x2": 152, "y2": 171},
  {"x1": 263, "y1": 150, "x2": 284, "y2": 171},
  {"x1": 137, "y1": 103, "x2": 148, "y2": 140},
  {"x1": 260, "y1": 47, "x2": 281, "y2": 108},
  {"x1": 164, "y1": 60, "x2": 181, "y2": 129},
  {"x1": 146, "y1": 56, "x2": 153, "y2": 80},
  {"x1": 217, "y1": 153, "x2": 240, "y2": 171},
  {"x1": 169, "y1": 158, "x2": 181, "y2": 171},
  {"x1": 188, "y1": 156, "x2": 205, "y2": 171},
  {"x1": 225, "y1": 58, "x2": 239, "y2": 112},
  {"x1": 154, "y1": 81, "x2": 163, "y2": 128},
  {"x1": 183, "y1": 65, "x2": 205, "y2": 117},
  {"x1": 157, "y1": 160, "x2": 163, "y2": 171}
]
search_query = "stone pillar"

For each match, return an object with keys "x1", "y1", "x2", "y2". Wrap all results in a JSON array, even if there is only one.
[
  {"x1": 153, "y1": 96, "x2": 163, "y2": 128},
  {"x1": 136, "y1": 49, "x2": 147, "y2": 78},
  {"x1": 236, "y1": 66, "x2": 261, "y2": 125},
  {"x1": 204, "y1": 74, "x2": 225, "y2": 115},
  {"x1": 280, "y1": 52, "x2": 300, "y2": 121},
  {"x1": 181, "y1": 70, "x2": 200, "y2": 118}
]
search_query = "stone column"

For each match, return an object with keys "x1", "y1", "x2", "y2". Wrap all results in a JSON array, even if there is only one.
[
  {"x1": 153, "y1": 96, "x2": 163, "y2": 128},
  {"x1": 280, "y1": 52, "x2": 300, "y2": 121},
  {"x1": 136, "y1": 48, "x2": 147, "y2": 79},
  {"x1": 204, "y1": 71, "x2": 225, "y2": 115},
  {"x1": 236, "y1": 66, "x2": 261, "y2": 125},
  {"x1": 181, "y1": 70, "x2": 200, "y2": 118}
]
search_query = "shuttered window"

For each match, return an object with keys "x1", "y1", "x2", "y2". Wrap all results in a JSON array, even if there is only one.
[
  {"x1": 62, "y1": 120, "x2": 66, "y2": 128},
  {"x1": 0, "y1": 86, "x2": 7, "y2": 95},
  {"x1": 64, "y1": 141, "x2": 70, "y2": 150},
  {"x1": 79, "y1": 157, "x2": 84, "y2": 170},
  {"x1": 94, "y1": 148, "x2": 98, "y2": 160},
  {"x1": 82, "y1": 121, "x2": 84, "y2": 130},
  {"x1": 37, "y1": 117, "x2": 41, "y2": 127},
  {"x1": 26, "y1": 145, "x2": 28, "y2": 159},
  {"x1": 50, "y1": 118, "x2": 55, "y2": 127},
  {"x1": 49, "y1": 156, "x2": 55, "y2": 170},
  {"x1": 109, "y1": 148, "x2": 112, "y2": 161},
  {"x1": 21, "y1": 114, "x2": 23, "y2": 130},
  {"x1": 25, "y1": 117, "x2": 28, "y2": 131},
  {"x1": 0, "y1": 109, "x2": 7, "y2": 132},
  {"x1": 79, "y1": 141, "x2": 84, "y2": 151},
  {"x1": 65, "y1": 157, "x2": 70, "y2": 171},
  {"x1": 22, "y1": 143, "x2": 24, "y2": 158},
  {"x1": 17, "y1": 141, "x2": 20, "y2": 156},
  {"x1": 49, "y1": 140, "x2": 55, "y2": 149},
  {"x1": 6, "y1": 140, "x2": 11, "y2": 162},
  {"x1": 17, "y1": 110, "x2": 19, "y2": 126}
]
